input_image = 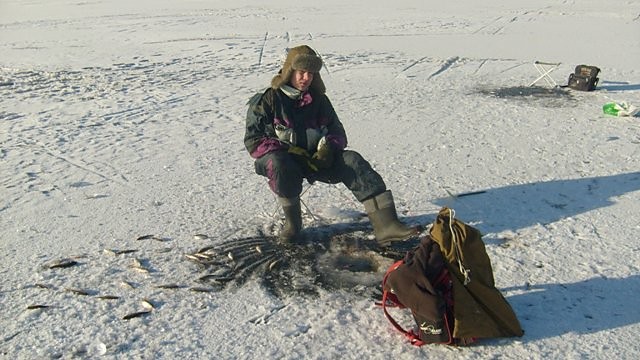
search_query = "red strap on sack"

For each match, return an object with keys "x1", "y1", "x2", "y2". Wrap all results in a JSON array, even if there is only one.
[
  {"x1": 379, "y1": 260, "x2": 403, "y2": 307},
  {"x1": 382, "y1": 289, "x2": 426, "y2": 346},
  {"x1": 380, "y1": 260, "x2": 426, "y2": 347}
]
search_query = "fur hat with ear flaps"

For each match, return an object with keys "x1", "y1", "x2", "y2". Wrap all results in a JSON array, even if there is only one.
[{"x1": 271, "y1": 45, "x2": 326, "y2": 94}]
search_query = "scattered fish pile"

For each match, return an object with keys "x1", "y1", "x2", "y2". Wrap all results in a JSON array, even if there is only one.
[
  {"x1": 184, "y1": 228, "x2": 418, "y2": 299},
  {"x1": 25, "y1": 228, "x2": 419, "y2": 324},
  {"x1": 26, "y1": 233, "x2": 215, "y2": 321},
  {"x1": 185, "y1": 235, "x2": 288, "y2": 292}
]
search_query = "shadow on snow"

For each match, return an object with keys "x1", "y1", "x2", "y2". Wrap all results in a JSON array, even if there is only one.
[
  {"x1": 504, "y1": 275, "x2": 640, "y2": 341},
  {"x1": 426, "y1": 171, "x2": 640, "y2": 235}
]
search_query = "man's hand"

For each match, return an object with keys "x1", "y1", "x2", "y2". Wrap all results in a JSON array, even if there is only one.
[
  {"x1": 288, "y1": 146, "x2": 318, "y2": 171},
  {"x1": 287, "y1": 145, "x2": 311, "y2": 158},
  {"x1": 311, "y1": 140, "x2": 334, "y2": 169}
]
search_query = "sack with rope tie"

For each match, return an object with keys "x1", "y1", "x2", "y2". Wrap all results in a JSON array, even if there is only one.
[{"x1": 380, "y1": 207, "x2": 524, "y2": 346}]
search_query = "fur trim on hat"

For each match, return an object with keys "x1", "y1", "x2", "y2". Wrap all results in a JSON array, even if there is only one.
[
  {"x1": 271, "y1": 45, "x2": 326, "y2": 94},
  {"x1": 291, "y1": 53, "x2": 323, "y2": 72}
]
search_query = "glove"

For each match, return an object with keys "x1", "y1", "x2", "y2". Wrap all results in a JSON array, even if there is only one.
[
  {"x1": 287, "y1": 145, "x2": 311, "y2": 158},
  {"x1": 311, "y1": 141, "x2": 334, "y2": 169},
  {"x1": 288, "y1": 146, "x2": 318, "y2": 172}
]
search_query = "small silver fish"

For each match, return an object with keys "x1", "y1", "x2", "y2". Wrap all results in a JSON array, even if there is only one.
[
  {"x1": 122, "y1": 310, "x2": 151, "y2": 320},
  {"x1": 199, "y1": 274, "x2": 233, "y2": 284},
  {"x1": 197, "y1": 245, "x2": 215, "y2": 253},
  {"x1": 27, "y1": 304, "x2": 51, "y2": 310},
  {"x1": 65, "y1": 287, "x2": 90, "y2": 296},
  {"x1": 120, "y1": 281, "x2": 136, "y2": 289},
  {"x1": 104, "y1": 249, "x2": 138, "y2": 256},
  {"x1": 48, "y1": 259, "x2": 79, "y2": 269},
  {"x1": 194, "y1": 253, "x2": 212, "y2": 260},
  {"x1": 155, "y1": 283, "x2": 182, "y2": 289},
  {"x1": 137, "y1": 234, "x2": 167, "y2": 241},
  {"x1": 255, "y1": 246, "x2": 263, "y2": 254},
  {"x1": 185, "y1": 254, "x2": 202, "y2": 262},
  {"x1": 130, "y1": 265, "x2": 149, "y2": 274},
  {"x1": 188, "y1": 287, "x2": 214, "y2": 293},
  {"x1": 141, "y1": 299, "x2": 155, "y2": 310},
  {"x1": 97, "y1": 295, "x2": 120, "y2": 300},
  {"x1": 103, "y1": 249, "x2": 117, "y2": 256},
  {"x1": 193, "y1": 234, "x2": 209, "y2": 240},
  {"x1": 268, "y1": 260, "x2": 281, "y2": 272},
  {"x1": 197, "y1": 274, "x2": 219, "y2": 282},
  {"x1": 87, "y1": 193, "x2": 109, "y2": 199}
]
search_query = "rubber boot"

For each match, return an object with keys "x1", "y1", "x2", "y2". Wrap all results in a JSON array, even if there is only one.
[
  {"x1": 278, "y1": 196, "x2": 302, "y2": 244},
  {"x1": 363, "y1": 190, "x2": 418, "y2": 246}
]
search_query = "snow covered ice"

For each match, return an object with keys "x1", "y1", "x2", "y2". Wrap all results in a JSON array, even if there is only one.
[{"x1": 1, "y1": 0, "x2": 640, "y2": 359}]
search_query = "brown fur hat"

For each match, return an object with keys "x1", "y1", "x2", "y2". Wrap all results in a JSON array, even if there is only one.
[{"x1": 271, "y1": 45, "x2": 326, "y2": 94}]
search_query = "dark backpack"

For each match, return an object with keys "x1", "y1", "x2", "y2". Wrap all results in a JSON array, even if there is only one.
[
  {"x1": 381, "y1": 235, "x2": 475, "y2": 346},
  {"x1": 567, "y1": 65, "x2": 600, "y2": 91},
  {"x1": 380, "y1": 207, "x2": 524, "y2": 346}
]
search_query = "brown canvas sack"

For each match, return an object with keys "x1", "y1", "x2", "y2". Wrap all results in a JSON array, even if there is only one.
[
  {"x1": 430, "y1": 207, "x2": 524, "y2": 339},
  {"x1": 381, "y1": 207, "x2": 524, "y2": 346}
]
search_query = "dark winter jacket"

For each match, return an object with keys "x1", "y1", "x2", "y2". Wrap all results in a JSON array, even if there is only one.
[{"x1": 244, "y1": 87, "x2": 347, "y2": 159}]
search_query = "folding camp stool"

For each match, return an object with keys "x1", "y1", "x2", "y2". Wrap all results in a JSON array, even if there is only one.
[
  {"x1": 529, "y1": 61, "x2": 561, "y2": 87},
  {"x1": 271, "y1": 182, "x2": 319, "y2": 222}
]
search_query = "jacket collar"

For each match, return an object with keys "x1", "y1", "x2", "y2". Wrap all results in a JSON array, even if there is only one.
[
  {"x1": 280, "y1": 85, "x2": 313, "y2": 107},
  {"x1": 280, "y1": 84, "x2": 303, "y2": 99}
]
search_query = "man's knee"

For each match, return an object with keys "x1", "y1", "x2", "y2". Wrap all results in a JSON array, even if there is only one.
[
  {"x1": 255, "y1": 152, "x2": 292, "y2": 175},
  {"x1": 254, "y1": 152, "x2": 304, "y2": 197},
  {"x1": 340, "y1": 150, "x2": 368, "y2": 169}
]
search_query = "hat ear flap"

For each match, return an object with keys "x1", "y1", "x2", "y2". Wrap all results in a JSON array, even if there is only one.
[
  {"x1": 271, "y1": 73, "x2": 285, "y2": 89},
  {"x1": 271, "y1": 63, "x2": 292, "y2": 89},
  {"x1": 310, "y1": 73, "x2": 326, "y2": 94}
]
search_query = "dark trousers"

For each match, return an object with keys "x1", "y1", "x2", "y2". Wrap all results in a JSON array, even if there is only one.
[{"x1": 254, "y1": 150, "x2": 386, "y2": 202}]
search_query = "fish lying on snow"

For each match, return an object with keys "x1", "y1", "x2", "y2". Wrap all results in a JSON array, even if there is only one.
[
  {"x1": 185, "y1": 226, "x2": 419, "y2": 299},
  {"x1": 46, "y1": 258, "x2": 79, "y2": 269}
]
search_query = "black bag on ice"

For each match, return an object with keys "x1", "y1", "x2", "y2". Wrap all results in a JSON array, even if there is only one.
[{"x1": 567, "y1": 65, "x2": 600, "y2": 91}]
